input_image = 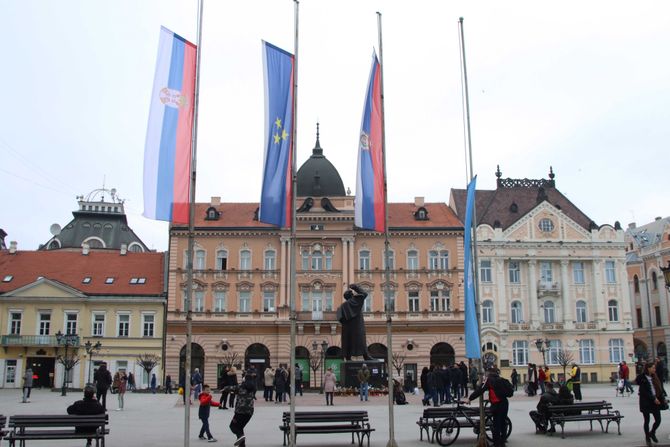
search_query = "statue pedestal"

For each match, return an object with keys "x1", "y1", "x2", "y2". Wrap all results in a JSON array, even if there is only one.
[{"x1": 341, "y1": 359, "x2": 387, "y2": 388}]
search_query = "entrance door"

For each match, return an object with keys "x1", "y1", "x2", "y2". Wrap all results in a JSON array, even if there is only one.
[
  {"x1": 26, "y1": 357, "x2": 55, "y2": 388},
  {"x1": 4, "y1": 360, "x2": 17, "y2": 387}
]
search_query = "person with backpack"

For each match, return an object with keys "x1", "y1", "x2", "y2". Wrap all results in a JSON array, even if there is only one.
[
  {"x1": 227, "y1": 370, "x2": 257, "y2": 447},
  {"x1": 465, "y1": 367, "x2": 512, "y2": 447}
]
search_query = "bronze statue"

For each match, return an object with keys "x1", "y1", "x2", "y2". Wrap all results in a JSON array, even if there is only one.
[{"x1": 337, "y1": 284, "x2": 372, "y2": 360}]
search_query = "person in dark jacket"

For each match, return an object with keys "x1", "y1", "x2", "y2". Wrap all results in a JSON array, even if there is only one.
[
  {"x1": 165, "y1": 374, "x2": 173, "y2": 394},
  {"x1": 466, "y1": 368, "x2": 509, "y2": 447},
  {"x1": 198, "y1": 384, "x2": 220, "y2": 442},
  {"x1": 274, "y1": 366, "x2": 288, "y2": 403},
  {"x1": 420, "y1": 367, "x2": 430, "y2": 406},
  {"x1": 529, "y1": 381, "x2": 558, "y2": 433},
  {"x1": 438, "y1": 365, "x2": 450, "y2": 405},
  {"x1": 636, "y1": 361, "x2": 666, "y2": 445},
  {"x1": 227, "y1": 371, "x2": 257, "y2": 447},
  {"x1": 655, "y1": 357, "x2": 667, "y2": 383},
  {"x1": 67, "y1": 386, "x2": 105, "y2": 447},
  {"x1": 424, "y1": 366, "x2": 438, "y2": 406},
  {"x1": 450, "y1": 365, "x2": 462, "y2": 401},
  {"x1": 510, "y1": 369, "x2": 519, "y2": 391},
  {"x1": 93, "y1": 363, "x2": 112, "y2": 411}
]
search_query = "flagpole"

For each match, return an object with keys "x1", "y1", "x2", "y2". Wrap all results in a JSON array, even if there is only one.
[
  {"x1": 375, "y1": 11, "x2": 398, "y2": 447},
  {"x1": 288, "y1": 1, "x2": 299, "y2": 446},
  {"x1": 458, "y1": 17, "x2": 485, "y2": 447}
]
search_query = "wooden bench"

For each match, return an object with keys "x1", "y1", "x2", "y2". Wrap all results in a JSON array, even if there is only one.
[
  {"x1": 0, "y1": 415, "x2": 6, "y2": 441},
  {"x1": 279, "y1": 411, "x2": 374, "y2": 447},
  {"x1": 546, "y1": 401, "x2": 623, "y2": 439},
  {"x1": 417, "y1": 407, "x2": 473, "y2": 443},
  {"x1": 6, "y1": 414, "x2": 109, "y2": 447}
]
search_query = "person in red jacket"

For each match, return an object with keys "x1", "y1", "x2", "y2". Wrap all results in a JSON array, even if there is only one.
[
  {"x1": 621, "y1": 361, "x2": 634, "y2": 393},
  {"x1": 198, "y1": 385, "x2": 220, "y2": 442}
]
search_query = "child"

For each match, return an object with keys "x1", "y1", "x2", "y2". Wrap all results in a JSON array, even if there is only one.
[
  {"x1": 227, "y1": 370, "x2": 256, "y2": 447},
  {"x1": 198, "y1": 384, "x2": 220, "y2": 442}
]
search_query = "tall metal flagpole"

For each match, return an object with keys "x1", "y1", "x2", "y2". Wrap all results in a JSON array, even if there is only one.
[
  {"x1": 184, "y1": 1, "x2": 204, "y2": 446},
  {"x1": 288, "y1": 1, "x2": 300, "y2": 446},
  {"x1": 458, "y1": 17, "x2": 486, "y2": 447},
  {"x1": 376, "y1": 12, "x2": 398, "y2": 447}
]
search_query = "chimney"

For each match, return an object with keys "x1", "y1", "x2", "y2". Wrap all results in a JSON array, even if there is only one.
[
  {"x1": 82, "y1": 243, "x2": 90, "y2": 255},
  {"x1": 120, "y1": 244, "x2": 128, "y2": 255},
  {"x1": 655, "y1": 216, "x2": 662, "y2": 221},
  {"x1": 414, "y1": 196, "x2": 425, "y2": 207},
  {"x1": 628, "y1": 222, "x2": 636, "y2": 230},
  {"x1": 211, "y1": 196, "x2": 221, "y2": 207},
  {"x1": 9, "y1": 241, "x2": 17, "y2": 254}
]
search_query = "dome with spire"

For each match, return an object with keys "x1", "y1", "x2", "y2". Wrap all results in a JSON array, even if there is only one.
[{"x1": 296, "y1": 123, "x2": 346, "y2": 197}]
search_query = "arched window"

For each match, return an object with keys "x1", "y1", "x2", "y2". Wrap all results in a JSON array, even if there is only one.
[
  {"x1": 359, "y1": 250, "x2": 370, "y2": 271},
  {"x1": 634, "y1": 275, "x2": 640, "y2": 294},
  {"x1": 510, "y1": 301, "x2": 523, "y2": 324},
  {"x1": 482, "y1": 300, "x2": 494, "y2": 324},
  {"x1": 543, "y1": 301, "x2": 555, "y2": 323},
  {"x1": 240, "y1": 249, "x2": 251, "y2": 270},
  {"x1": 216, "y1": 250, "x2": 228, "y2": 270},
  {"x1": 407, "y1": 250, "x2": 419, "y2": 270},
  {"x1": 576, "y1": 300, "x2": 587, "y2": 323},
  {"x1": 579, "y1": 339, "x2": 595, "y2": 364},
  {"x1": 128, "y1": 242, "x2": 144, "y2": 253},
  {"x1": 609, "y1": 339, "x2": 624, "y2": 363},
  {"x1": 512, "y1": 340, "x2": 528, "y2": 366},
  {"x1": 652, "y1": 271, "x2": 659, "y2": 290},
  {"x1": 264, "y1": 249, "x2": 276, "y2": 270},
  {"x1": 608, "y1": 299, "x2": 619, "y2": 322}
]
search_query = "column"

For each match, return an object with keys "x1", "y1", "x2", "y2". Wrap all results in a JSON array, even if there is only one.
[
  {"x1": 528, "y1": 260, "x2": 539, "y2": 326},
  {"x1": 591, "y1": 260, "x2": 604, "y2": 324},
  {"x1": 348, "y1": 239, "x2": 355, "y2": 286},
  {"x1": 561, "y1": 260, "x2": 572, "y2": 324},
  {"x1": 341, "y1": 237, "x2": 349, "y2": 289},
  {"x1": 496, "y1": 259, "x2": 507, "y2": 324}
]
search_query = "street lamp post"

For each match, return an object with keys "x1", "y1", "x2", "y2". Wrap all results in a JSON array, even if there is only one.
[
  {"x1": 84, "y1": 340, "x2": 102, "y2": 385},
  {"x1": 55, "y1": 330, "x2": 78, "y2": 396},
  {"x1": 535, "y1": 338, "x2": 550, "y2": 365}
]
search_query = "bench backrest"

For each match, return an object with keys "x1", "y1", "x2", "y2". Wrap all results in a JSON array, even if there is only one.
[
  {"x1": 9, "y1": 414, "x2": 108, "y2": 429},
  {"x1": 282, "y1": 411, "x2": 368, "y2": 424},
  {"x1": 548, "y1": 401, "x2": 613, "y2": 413}
]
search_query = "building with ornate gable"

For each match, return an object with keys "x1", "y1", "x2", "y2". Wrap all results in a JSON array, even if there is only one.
[{"x1": 450, "y1": 167, "x2": 633, "y2": 382}]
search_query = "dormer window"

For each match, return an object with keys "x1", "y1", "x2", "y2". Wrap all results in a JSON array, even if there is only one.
[
  {"x1": 2, "y1": 275, "x2": 13, "y2": 282},
  {"x1": 105, "y1": 277, "x2": 114, "y2": 284},
  {"x1": 414, "y1": 207, "x2": 429, "y2": 221},
  {"x1": 510, "y1": 202, "x2": 518, "y2": 213},
  {"x1": 205, "y1": 206, "x2": 220, "y2": 221},
  {"x1": 82, "y1": 277, "x2": 91, "y2": 284}
]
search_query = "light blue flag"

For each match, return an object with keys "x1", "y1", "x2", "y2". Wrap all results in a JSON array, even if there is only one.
[{"x1": 464, "y1": 176, "x2": 480, "y2": 359}]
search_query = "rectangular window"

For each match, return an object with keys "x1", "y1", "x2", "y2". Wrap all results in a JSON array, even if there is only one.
[
  {"x1": 512, "y1": 341, "x2": 528, "y2": 366},
  {"x1": 263, "y1": 291, "x2": 276, "y2": 312},
  {"x1": 117, "y1": 314, "x2": 130, "y2": 337},
  {"x1": 325, "y1": 251, "x2": 333, "y2": 270},
  {"x1": 65, "y1": 313, "x2": 77, "y2": 335},
  {"x1": 573, "y1": 262, "x2": 585, "y2": 284},
  {"x1": 301, "y1": 250, "x2": 309, "y2": 270},
  {"x1": 359, "y1": 251, "x2": 370, "y2": 271},
  {"x1": 240, "y1": 251, "x2": 251, "y2": 270},
  {"x1": 363, "y1": 291, "x2": 372, "y2": 312},
  {"x1": 312, "y1": 290, "x2": 323, "y2": 312},
  {"x1": 384, "y1": 251, "x2": 395, "y2": 270},
  {"x1": 301, "y1": 290, "x2": 310, "y2": 312},
  {"x1": 429, "y1": 251, "x2": 439, "y2": 270},
  {"x1": 264, "y1": 251, "x2": 276, "y2": 270},
  {"x1": 576, "y1": 303, "x2": 587, "y2": 323},
  {"x1": 9, "y1": 312, "x2": 21, "y2": 335},
  {"x1": 38, "y1": 313, "x2": 51, "y2": 336},
  {"x1": 216, "y1": 251, "x2": 228, "y2": 270},
  {"x1": 195, "y1": 250, "x2": 206, "y2": 270},
  {"x1": 214, "y1": 291, "x2": 226, "y2": 312},
  {"x1": 239, "y1": 291, "x2": 251, "y2": 313},
  {"x1": 547, "y1": 340, "x2": 561, "y2": 365},
  {"x1": 540, "y1": 262, "x2": 553, "y2": 284},
  {"x1": 605, "y1": 261, "x2": 616, "y2": 283},
  {"x1": 508, "y1": 262, "x2": 520, "y2": 283},
  {"x1": 580, "y1": 340, "x2": 595, "y2": 364},
  {"x1": 480, "y1": 260, "x2": 492, "y2": 283},
  {"x1": 194, "y1": 291, "x2": 204, "y2": 312},
  {"x1": 407, "y1": 251, "x2": 419, "y2": 270},
  {"x1": 408, "y1": 291, "x2": 420, "y2": 312},
  {"x1": 609, "y1": 339, "x2": 624, "y2": 363},
  {"x1": 656, "y1": 306, "x2": 662, "y2": 327},
  {"x1": 325, "y1": 290, "x2": 333, "y2": 312},
  {"x1": 312, "y1": 253, "x2": 323, "y2": 270},
  {"x1": 439, "y1": 251, "x2": 449, "y2": 270},
  {"x1": 92, "y1": 313, "x2": 105, "y2": 337},
  {"x1": 429, "y1": 290, "x2": 450, "y2": 312},
  {"x1": 384, "y1": 290, "x2": 395, "y2": 312},
  {"x1": 637, "y1": 308, "x2": 643, "y2": 329},
  {"x1": 142, "y1": 314, "x2": 155, "y2": 337}
]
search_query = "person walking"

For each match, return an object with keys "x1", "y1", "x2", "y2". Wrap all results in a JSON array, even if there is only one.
[
  {"x1": 191, "y1": 368, "x2": 203, "y2": 400},
  {"x1": 263, "y1": 365, "x2": 274, "y2": 402},
  {"x1": 228, "y1": 371, "x2": 257, "y2": 447},
  {"x1": 197, "y1": 384, "x2": 220, "y2": 442},
  {"x1": 114, "y1": 371, "x2": 127, "y2": 411},
  {"x1": 127, "y1": 372, "x2": 135, "y2": 392},
  {"x1": 656, "y1": 357, "x2": 667, "y2": 383},
  {"x1": 538, "y1": 366, "x2": 547, "y2": 395},
  {"x1": 458, "y1": 361, "x2": 469, "y2": 395},
  {"x1": 93, "y1": 363, "x2": 112, "y2": 411},
  {"x1": 294, "y1": 363, "x2": 304, "y2": 397},
  {"x1": 67, "y1": 385, "x2": 105, "y2": 447},
  {"x1": 22, "y1": 367, "x2": 33, "y2": 403},
  {"x1": 620, "y1": 361, "x2": 634, "y2": 394},
  {"x1": 510, "y1": 369, "x2": 519, "y2": 391},
  {"x1": 357, "y1": 364, "x2": 370, "y2": 402},
  {"x1": 450, "y1": 364, "x2": 462, "y2": 401},
  {"x1": 151, "y1": 373, "x2": 157, "y2": 394},
  {"x1": 465, "y1": 368, "x2": 511, "y2": 447},
  {"x1": 324, "y1": 367, "x2": 336, "y2": 406},
  {"x1": 569, "y1": 363, "x2": 582, "y2": 401},
  {"x1": 636, "y1": 361, "x2": 667, "y2": 445},
  {"x1": 469, "y1": 364, "x2": 479, "y2": 392},
  {"x1": 165, "y1": 374, "x2": 173, "y2": 394}
]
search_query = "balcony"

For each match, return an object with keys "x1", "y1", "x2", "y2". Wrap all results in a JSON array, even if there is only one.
[
  {"x1": 1, "y1": 335, "x2": 80, "y2": 348},
  {"x1": 508, "y1": 323, "x2": 531, "y2": 331},
  {"x1": 540, "y1": 323, "x2": 564, "y2": 331},
  {"x1": 575, "y1": 322, "x2": 598, "y2": 330},
  {"x1": 537, "y1": 281, "x2": 561, "y2": 297}
]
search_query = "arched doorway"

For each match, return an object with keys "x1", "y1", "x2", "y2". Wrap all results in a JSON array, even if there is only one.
[
  {"x1": 179, "y1": 343, "x2": 205, "y2": 383},
  {"x1": 430, "y1": 342, "x2": 455, "y2": 366},
  {"x1": 368, "y1": 343, "x2": 387, "y2": 360},
  {"x1": 634, "y1": 338, "x2": 649, "y2": 362},
  {"x1": 295, "y1": 346, "x2": 311, "y2": 388},
  {"x1": 245, "y1": 343, "x2": 270, "y2": 389}
]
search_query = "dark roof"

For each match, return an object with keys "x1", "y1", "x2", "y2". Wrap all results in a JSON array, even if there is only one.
[
  {"x1": 296, "y1": 128, "x2": 345, "y2": 197},
  {"x1": 0, "y1": 250, "x2": 164, "y2": 296},
  {"x1": 450, "y1": 168, "x2": 594, "y2": 231}
]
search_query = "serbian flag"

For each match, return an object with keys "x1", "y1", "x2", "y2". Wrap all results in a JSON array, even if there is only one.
[
  {"x1": 143, "y1": 27, "x2": 196, "y2": 224},
  {"x1": 463, "y1": 176, "x2": 481, "y2": 359},
  {"x1": 354, "y1": 51, "x2": 385, "y2": 232},
  {"x1": 259, "y1": 41, "x2": 294, "y2": 228}
]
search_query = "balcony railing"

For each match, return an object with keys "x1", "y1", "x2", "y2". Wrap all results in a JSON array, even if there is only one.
[
  {"x1": 537, "y1": 281, "x2": 561, "y2": 296},
  {"x1": 1, "y1": 335, "x2": 81, "y2": 347}
]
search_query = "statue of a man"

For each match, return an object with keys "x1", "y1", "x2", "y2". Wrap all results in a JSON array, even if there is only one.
[{"x1": 337, "y1": 284, "x2": 372, "y2": 360}]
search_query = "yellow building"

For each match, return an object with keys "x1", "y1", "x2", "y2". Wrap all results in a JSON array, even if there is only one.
[{"x1": 0, "y1": 249, "x2": 165, "y2": 389}]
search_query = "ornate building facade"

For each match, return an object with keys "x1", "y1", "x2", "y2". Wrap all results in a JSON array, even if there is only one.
[
  {"x1": 165, "y1": 135, "x2": 466, "y2": 388},
  {"x1": 450, "y1": 168, "x2": 633, "y2": 382}
]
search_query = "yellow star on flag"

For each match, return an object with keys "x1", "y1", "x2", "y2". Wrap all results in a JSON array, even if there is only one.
[
  {"x1": 282, "y1": 129, "x2": 288, "y2": 141},
  {"x1": 273, "y1": 133, "x2": 281, "y2": 144},
  {"x1": 275, "y1": 117, "x2": 282, "y2": 129}
]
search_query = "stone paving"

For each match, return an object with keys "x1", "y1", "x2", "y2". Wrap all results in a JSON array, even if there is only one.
[{"x1": 0, "y1": 384, "x2": 667, "y2": 446}]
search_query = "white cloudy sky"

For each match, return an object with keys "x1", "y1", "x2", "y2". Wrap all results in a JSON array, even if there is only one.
[{"x1": 1, "y1": 0, "x2": 668, "y2": 251}]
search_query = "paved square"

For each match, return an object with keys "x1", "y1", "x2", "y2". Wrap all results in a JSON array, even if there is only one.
[{"x1": 0, "y1": 384, "x2": 665, "y2": 446}]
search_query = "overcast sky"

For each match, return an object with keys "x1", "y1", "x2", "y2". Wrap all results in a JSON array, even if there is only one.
[{"x1": 1, "y1": 0, "x2": 668, "y2": 252}]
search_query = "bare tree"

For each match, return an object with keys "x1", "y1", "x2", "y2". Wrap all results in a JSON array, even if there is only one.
[
  {"x1": 392, "y1": 352, "x2": 406, "y2": 377},
  {"x1": 136, "y1": 353, "x2": 161, "y2": 388},
  {"x1": 57, "y1": 351, "x2": 80, "y2": 390},
  {"x1": 310, "y1": 355, "x2": 323, "y2": 388},
  {"x1": 557, "y1": 349, "x2": 574, "y2": 383},
  {"x1": 220, "y1": 351, "x2": 240, "y2": 368}
]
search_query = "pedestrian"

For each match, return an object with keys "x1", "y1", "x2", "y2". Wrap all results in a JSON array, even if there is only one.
[
  {"x1": 324, "y1": 367, "x2": 336, "y2": 406},
  {"x1": 191, "y1": 368, "x2": 203, "y2": 399},
  {"x1": 227, "y1": 366, "x2": 239, "y2": 407},
  {"x1": 273, "y1": 366, "x2": 287, "y2": 403},
  {"x1": 510, "y1": 369, "x2": 519, "y2": 391},
  {"x1": 529, "y1": 381, "x2": 558, "y2": 433},
  {"x1": 228, "y1": 370, "x2": 257, "y2": 447},
  {"x1": 544, "y1": 365, "x2": 551, "y2": 386},
  {"x1": 294, "y1": 363, "x2": 303, "y2": 397},
  {"x1": 569, "y1": 363, "x2": 582, "y2": 401},
  {"x1": 439, "y1": 365, "x2": 451, "y2": 404},
  {"x1": 67, "y1": 385, "x2": 105, "y2": 447},
  {"x1": 197, "y1": 384, "x2": 220, "y2": 442},
  {"x1": 357, "y1": 364, "x2": 370, "y2": 402},
  {"x1": 165, "y1": 374, "x2": 173, "y2": 394},
  {"x1": 22, "y1": 367, "x2": 33, "y2": 403},
  {"x1": 459, "y1": 361, "x2": 469, "y2": 395},
  {"x1": 469, "y1": 364, "x2": 479, "y2": 392},
  {"x1": 620, "y1": 361, "x2": 634, "y2": 394},
  {"x1": 466, "y1": 368, "x2": 512, "y2": 447},
  {"x1": 219, "y1": 366, "x2": 231, "y2": 409},
  {"x1": 93, "y1": 363, "x2": 112, "y2": 411},
  {"x1": 636, "y1": 361, "x2": 667, "y2": 445},
  {"x1": 151, "y1": 373, "x2": 157, "y2": 393},
  {"x1": 656, "y1": 357, "x2": 667, "y2": 383},
  {"x1": 127, "y1": 372, "x2": 135, "y2": 391},
  {"x1": 538, "y1": 366, "x2": 546, "y2": 394},
  {"x1": 264, "y1": 365, "x2": 274, "y2": 402},
  {"x1": 114, "y1": 371, "x2": 127, "y2": 411},
  {"x1": 450, "y1": 364, "x2": 462, "y2": 401}
]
